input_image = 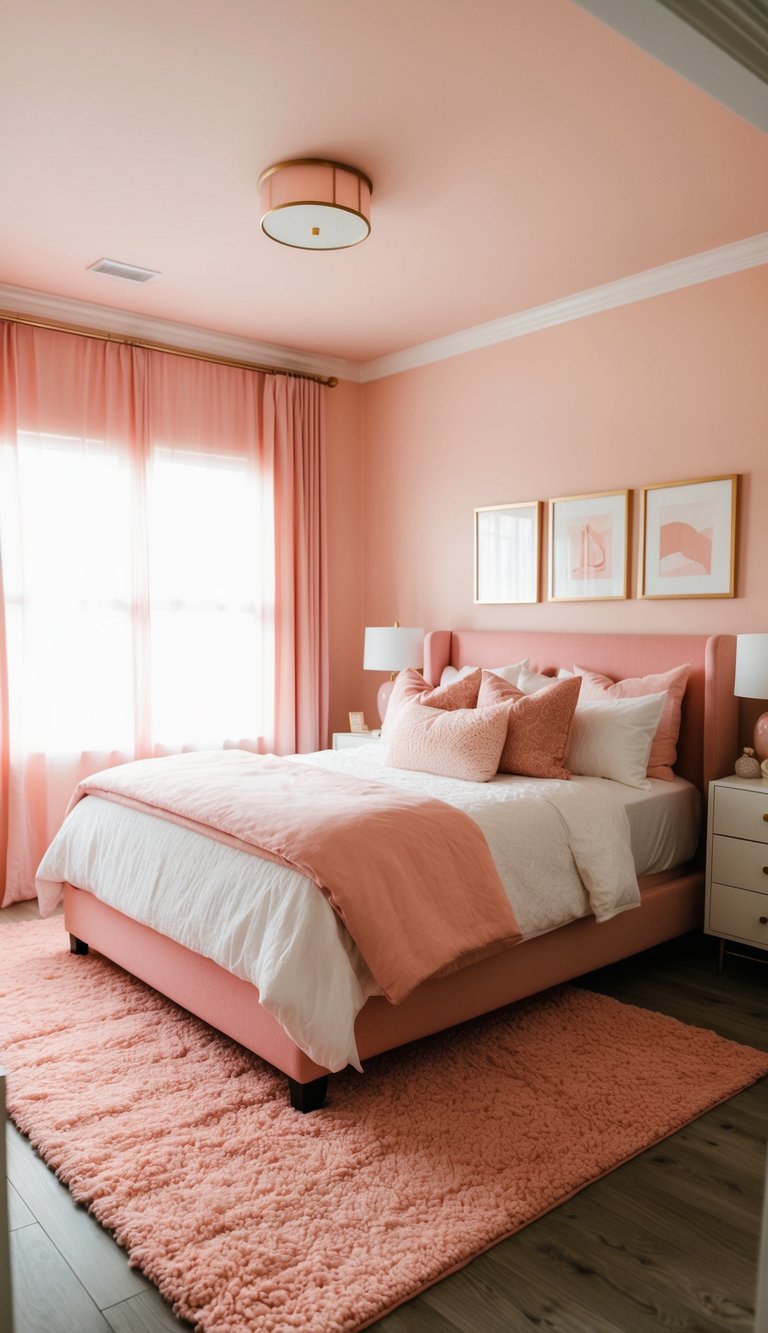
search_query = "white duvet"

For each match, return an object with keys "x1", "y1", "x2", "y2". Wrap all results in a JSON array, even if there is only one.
[{"x1": 37, "y1": 745, "x2": 643, "y2": 1073}]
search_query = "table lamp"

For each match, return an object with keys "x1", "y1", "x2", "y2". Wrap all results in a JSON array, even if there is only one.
[
  {"x1": 734, "y1": 633, "x2": 768, "y2": 761},
  {"x1": 364, "y1": 624, "x2": 424, "y2": 723}
]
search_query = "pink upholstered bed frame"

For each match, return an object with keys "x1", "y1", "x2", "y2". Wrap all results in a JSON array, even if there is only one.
[{"x1": 64, "y1": 630, "x2": 737, "y2": 1110}]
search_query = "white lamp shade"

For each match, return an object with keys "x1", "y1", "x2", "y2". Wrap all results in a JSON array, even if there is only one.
[
  {"x1": 363, "y1": 626, "x2": 424, "y2": 672},
  {"x1": 734, "y1": 634, "x2": 768, "y2": 699}
]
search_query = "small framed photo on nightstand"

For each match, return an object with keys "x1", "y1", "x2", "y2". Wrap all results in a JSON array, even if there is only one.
[{"x1": 348, "y1": 711, "x2": 369, "y2": 734}]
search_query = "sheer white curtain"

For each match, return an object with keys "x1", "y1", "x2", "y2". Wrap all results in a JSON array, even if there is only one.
[{"x1": 0, "y1": 323, "x2": 327, "y2": 905}]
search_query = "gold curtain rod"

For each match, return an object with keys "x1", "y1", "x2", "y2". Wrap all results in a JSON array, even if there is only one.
[{"x1": 0, "y1": 308, "x2": 339, "y2": 388}]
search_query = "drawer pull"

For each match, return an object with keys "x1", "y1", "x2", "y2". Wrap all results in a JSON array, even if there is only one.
[
  {"x1": 764, "y1": 867, "x2": 768, "y2": 875},
  {"x1": 764, "y1": 814, "x2": 768, "y2": 822},
  {"x1": 761, "y1": 916, "x2": 768, "y2": 925}
]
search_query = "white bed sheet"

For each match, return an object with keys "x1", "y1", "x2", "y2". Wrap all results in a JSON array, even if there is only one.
[
  {"x1": 601, "y1": 773, "x2": 700, "y2": 874},
  {"x1": 36, "y1": 747, "x2": 698, "y2": 1073}
]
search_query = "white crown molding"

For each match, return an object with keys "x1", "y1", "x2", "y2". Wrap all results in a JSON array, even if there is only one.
[
  {"x1": 0, "y1": 283, "x2": 361, "y2": 384},
  {"x1": 3, "y1": 229, "x2": 768, "y2": 389},
  {"x1": 359, "y1": 231, "x2": 768, "y2": 383}
]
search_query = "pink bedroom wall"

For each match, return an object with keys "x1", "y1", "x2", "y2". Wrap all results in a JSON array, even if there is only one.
[
  {"x1": 357, "y1": 267, "x2": 768, "y2": 726},
  {"x1": 324, "y1": 377, "x2": 365, "y2": 740}
]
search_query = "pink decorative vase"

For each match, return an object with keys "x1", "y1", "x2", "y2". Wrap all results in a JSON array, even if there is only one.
[
  {"x1": 377, "y1": 678, "x2": 395, "y2": 724},
  {"x1": 754, "y1": 711, "x2": 768, "y2": 762}
]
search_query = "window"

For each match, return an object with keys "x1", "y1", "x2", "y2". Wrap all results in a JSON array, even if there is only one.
[
  {"x1": 0, "y1": 322, "x2": 326, "y2": 905},
  {"x1": 3, "y1": 432, "x2": 270, "y2": 754},
  {"x1": 148, "y1": 449, "x2": 270, "y2": 746}
]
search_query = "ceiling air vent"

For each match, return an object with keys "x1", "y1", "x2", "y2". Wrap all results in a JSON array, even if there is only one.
[{"x1": 87, "y1": 258, "x2": 160, "y2": 283}]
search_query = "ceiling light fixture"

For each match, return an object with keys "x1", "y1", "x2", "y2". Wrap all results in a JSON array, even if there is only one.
[{"x1": 257, "y1": 158, "x2": 372, "y2": 251}]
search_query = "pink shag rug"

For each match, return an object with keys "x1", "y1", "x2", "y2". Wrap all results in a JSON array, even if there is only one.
[{"x1": 2, "y1": 919, "x2": 767, "y2": 1332}]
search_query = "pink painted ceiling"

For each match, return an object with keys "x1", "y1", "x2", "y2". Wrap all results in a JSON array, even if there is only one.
[{"x1": 1, "y1": 0, "x2": 767, "y2": 363}]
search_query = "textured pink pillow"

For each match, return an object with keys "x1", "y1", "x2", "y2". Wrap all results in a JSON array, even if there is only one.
[
  {"x1": 421, "y1": 669, "x2": 482, "y2": 710},
  {"x1": 386, "y1": 698, "x2": 509, "y2": 782},
  {"x1": 382, "y1": 668, "x2": 482, "y2": 736},
  {"x1": 478, "y1": 670, "x2": 581, "y2": 779},
  {"x1": 573, "y1": 663, "x2": 690, "y2": 781},
  {"x1": 477, "y1": 669, "x2": 523, "y2": 710}
]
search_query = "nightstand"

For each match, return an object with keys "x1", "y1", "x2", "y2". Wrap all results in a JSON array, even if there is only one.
[
  {"x1": 332, "y1": 731, "x2": 382, "y2": 750},
  {"x1": 705, "y1": 774, "x2": 768, "y2": 971}
]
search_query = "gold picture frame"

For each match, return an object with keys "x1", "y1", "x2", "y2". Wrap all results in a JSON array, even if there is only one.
[
  {"x1": 474, "y1": 500, "x2": 541, "y2": 604},
  {"x1": 548, "y1": 490, "x2": 629, "y2": 602},
  {"x1": 348, "y1": 711, "x2": 369, "y2": 734},
  {"x1": 639, "y1": 475, "x2": 738, "y2": 599}
]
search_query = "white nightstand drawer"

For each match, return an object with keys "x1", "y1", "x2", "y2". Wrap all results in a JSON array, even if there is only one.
[
  {"x1": 712, "y1": 834, "x2": 768, "y2": 895},
  {"x1": 332, "y1": 731, "x2": 382, "y2": 750},
  {"x1": 709, "y1": 881, "x2": 768, "y2": 947},
  {"x1": 713, "y1": 785, "x2": 768, "y2": 843}
]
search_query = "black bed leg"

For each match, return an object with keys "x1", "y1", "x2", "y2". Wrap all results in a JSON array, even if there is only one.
[
  {"x1": 287, "y1": 1075, "x2": 328, "y2": 1113},
  {"x1": 69, "y1": 934, "x2": 89, "y2": 955}
]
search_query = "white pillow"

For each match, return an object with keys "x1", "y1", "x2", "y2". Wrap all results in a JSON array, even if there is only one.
[
  {"x1": 440, "y1": 658, "x2": 528, "y2": 687},
  {"x1": 516, "y1": 666, "x2": 557, "y2": 695},
  {"x1": 566, "y1": 693, "x2": 667, "y2": 789}
]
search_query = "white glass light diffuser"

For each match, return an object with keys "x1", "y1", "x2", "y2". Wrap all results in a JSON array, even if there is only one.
[{"x1": 258, "y1": 158, "x2": 372, "y2": 251}]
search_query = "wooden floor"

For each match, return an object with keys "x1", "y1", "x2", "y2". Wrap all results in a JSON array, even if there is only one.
[{"x1": 3, "y1": 899, "x2": 767, "y2": 1333}]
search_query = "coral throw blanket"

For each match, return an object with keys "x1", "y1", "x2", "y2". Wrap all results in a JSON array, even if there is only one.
[{"x1": 68, "y1": 751, "x2": 523, "y2": 1003}]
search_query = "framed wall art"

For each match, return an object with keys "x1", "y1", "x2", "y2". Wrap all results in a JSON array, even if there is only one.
[
  {"x1": 639, "y1": 474, "x2": 738, "y2": 599},
  {"x1": 548, "y1": 490, "x2": 629, "y2": 601},
  {"x1": 474, "y1": 500, "x2": 541, "y2": 604}
]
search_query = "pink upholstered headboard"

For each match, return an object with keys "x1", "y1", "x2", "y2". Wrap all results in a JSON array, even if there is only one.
[{"x1": 423, "y1": 630, "x2": 737, "y2": 794}]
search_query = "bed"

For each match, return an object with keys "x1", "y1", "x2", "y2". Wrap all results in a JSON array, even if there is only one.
[{"x1": 38, "y1": 630, "x2": 737, "y2": 1111}]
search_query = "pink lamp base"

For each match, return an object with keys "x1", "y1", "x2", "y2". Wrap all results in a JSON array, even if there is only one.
[
  {"x1": 754, "y1": 710, "x2": 768, "y2": 762},
  {"x1": 377, "y1": 679, "x2": 395, "y2": 725}
]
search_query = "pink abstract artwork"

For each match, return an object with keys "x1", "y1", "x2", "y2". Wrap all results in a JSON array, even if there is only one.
[
  {"x1": 567, "y1": 515, "x2": 613, "y2": 581},
  {"x1": 658, "y1": 502, "x2": 713, "y2": 578},
  {"x1": 550, "y1": 490, "x2": 628, "y2": 601},
  {"x1": 640, "y1": 476, "x2": 735, "y2": 599}
]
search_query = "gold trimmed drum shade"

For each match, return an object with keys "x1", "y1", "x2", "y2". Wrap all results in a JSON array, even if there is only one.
[{"x1": 258, "y1": 159, "x2": 372, "y2": 250}]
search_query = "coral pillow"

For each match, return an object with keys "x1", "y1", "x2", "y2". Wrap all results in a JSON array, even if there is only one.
[
  {"x1": 476, "y1": 669, "x2": 522, "y2": 710},
  {"x1": 421, "y1": 669, "x2": 483, "y2": 710},
  {"x1": 478, "y1": 670, "x2": 582, "y2": 780},
  {"x1": 386, "y1": 699, "x2": 509, "y2": 782},
  {"x1": 569, "y1": 663, "x2": 690, "y2": 781},
  {"x1": 382, "y1": 668, "x2": 482, "y2": 736}
]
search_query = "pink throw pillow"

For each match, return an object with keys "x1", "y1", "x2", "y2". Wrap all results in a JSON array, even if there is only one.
[
  {"x1": 477, "y1": 669, "x2": 522, "y2": 710},
  {"x1": 478, "y1": 670, "x2": 581, "y2": 780},
  {"x1": 386, "y1": 698, "x2": 509, "y2": 782},
  {"x1": 573, "y1": 663, "x2": 690, "y2": 781},
  {"x1": 382, "y1": 667, "x2": 482, "y2": 736},
  {"x1": 421, "y1": 669, "x2": 482, "y2": 710}
]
